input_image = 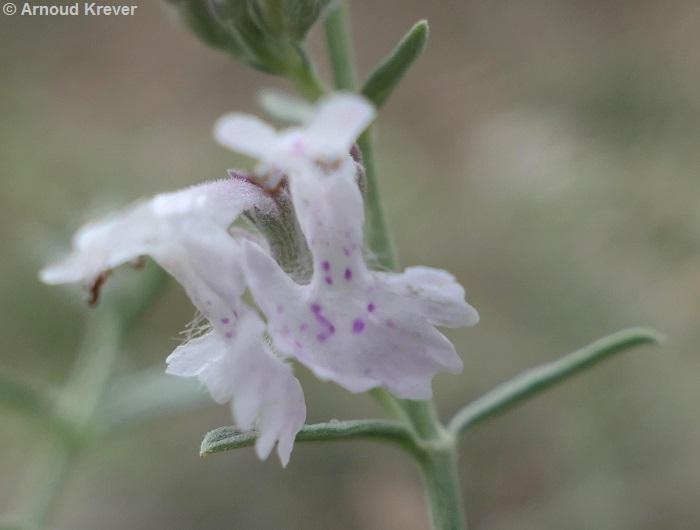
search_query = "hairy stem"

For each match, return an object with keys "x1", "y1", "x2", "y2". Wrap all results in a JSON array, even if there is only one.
[
  {"x1": 402, "y1": 401, "x2": 467, "y2": 530},
  {"x1": 418, "y1": 448, "x2": 466, "y2": 530}
]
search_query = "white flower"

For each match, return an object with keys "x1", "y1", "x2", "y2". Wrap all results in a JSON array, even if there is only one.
[
  {"x1": 42, "y1": 93, "x2": 479, "y2": 467},
  {"x1": 215, "y1": 94, "x2": 479, "y2": 400},
  {"x1": 40, "y1": 178, "x2": 306, "y2": 466},
  {"x1": 215, "y1": 93, "x2": 374, "y2": 189}
]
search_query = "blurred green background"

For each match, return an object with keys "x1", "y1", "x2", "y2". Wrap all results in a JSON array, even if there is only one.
[{"x1": 1, "y1": 1, "x2": 699, "y2": 529}]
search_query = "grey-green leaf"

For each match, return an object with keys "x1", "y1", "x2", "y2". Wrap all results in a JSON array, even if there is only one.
[
  {"x1": 361, "y1": 20, "x2": 429, "y2": 107},
  {"x1": 201, "y1": 419, "x2": 417, "y2": 457},
  {"x1": 448, "y1": 327, "x2": 663, "y2": 437}
]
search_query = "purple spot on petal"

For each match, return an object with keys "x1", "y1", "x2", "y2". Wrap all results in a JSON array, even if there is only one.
[
  {"x1": 299, "y1": 323, "x2": 308, "y2": 332},
  {"x1": 225, "y1": 332, "x2": 234, "y2": 339},
  {"x1": 325, "y1": 276, "x2": 333, "y2": 285},
  {"x1": 311, "y1": 304, "x2": 335, "y2": 336},
  {"x1": 321, "y1": 260, "x2": 331, "y2": 271},
  {"x1": 344, "y1": 268, "x2": 353, "y2": 281},
  {"x1": 386, "y1": 319, "x2": 396, "y2": 328},
  {"x1": 352, "y1": 318, "x2": 365, "y2": 334},
  {"x1": 367, "y1": 303, "x2": 376, "y2": 313},
  {"x1": 220, "y1": 317, "x2": 230, "y2": 325},
  {"x1": 294, "y1": 340, "x2": 303, "y2": 349},
  {"x1": 233, "y1": 310, "x2": 239, "y2": 319},
  {"x1": 343, "y1": 247, "x2": 351, "y2": 257},
  {"x1": 276, "y1": 304, "x2": 284, "y2": 314}
]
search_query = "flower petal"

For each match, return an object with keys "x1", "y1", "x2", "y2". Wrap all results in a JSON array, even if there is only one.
[
  {"x1": 40, "y1": 178, "x2": 273, "y2": 292},
  {"x1": 303, "y1": 93, "x2": 376, "y2": 160},
  {"x1": 214, "y1": 114, "x2": 279, "y2": 160},
  {"x1": 242, "y1": 217, "x2": 466, "y2": 400},
  {"x1": 214, "y1": 94, "x2": 375, "y2": 174},
  {"x1": 235, "y1": 98, "x2": 477, "y2": 399},
  {"x1": 166, "y1": 310, "x2": 306, "y2": 466},
  {"x1": 378, "y1": 267, "x2": 480, "y2": 328}
]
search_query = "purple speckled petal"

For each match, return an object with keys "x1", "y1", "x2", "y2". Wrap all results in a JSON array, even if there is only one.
[{"x1": 242, "y1": 140, "x2": 477, "y2": 399}]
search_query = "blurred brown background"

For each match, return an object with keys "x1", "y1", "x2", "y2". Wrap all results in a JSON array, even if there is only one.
[{"x1": 1, "y1": 1, "x2": 700, "y2": 529}]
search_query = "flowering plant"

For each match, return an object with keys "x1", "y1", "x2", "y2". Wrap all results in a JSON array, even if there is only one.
[{"x1": 3, "y1": 2, "x2": 660, "y2": 529}]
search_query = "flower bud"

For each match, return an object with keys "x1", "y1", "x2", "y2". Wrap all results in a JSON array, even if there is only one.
[
  {"x1": 166, "y1": 0, "x2": 247, "y2": 57},
  {"x1": 168, "y1": 0, "x2": 329, "y2": 76},
  {"x1": 249, "y1": 0, "x2": 331, "y2": 42}
]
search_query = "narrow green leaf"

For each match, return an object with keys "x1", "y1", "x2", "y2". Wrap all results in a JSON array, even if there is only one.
[
  {"x1": 448, "y1": 327, "x2": 662, "y2": 437},
  {"x1": 361, "y1": 20, "x2": 429, "y2": 107},
  {"x1": 201, "y1": 419, "x2": 417, "y2": 457}
]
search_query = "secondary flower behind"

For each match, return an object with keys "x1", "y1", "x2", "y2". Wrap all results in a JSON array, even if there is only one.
[{"x1": 41, "y1": 93, "x2": 478, "y2": 466}]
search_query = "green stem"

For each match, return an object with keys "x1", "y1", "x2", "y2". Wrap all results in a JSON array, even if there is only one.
[
  {"x1": 357, "y1": 131, "x2": 396, "y2": 270},
  {"x1": 288, "y1": 48, "x2": 327, "y2": 101},
  {"x1": 323, "y1": 0, "x2": 396, "y2": 270},
  {"x1": 18, "y1": 311, "x2": 120, "y2": 528},
  {"x1": 369, "y1": 388, "x2": 409, "y2": 420},
  {"x1": 402, "y1": 401, "x2": 467, "y2": 530},
  {"x1": 60, "y1": 310, "x2": 122, "y2": 433},
  {"x1": 324, "y1": 1, "x2": 358, "y2": 91},
  {"x1": 19, "y1": 439, "x2": 78, "y2": 528},
  {"x1": 418, "y1": 448, "x2": 466, "y2": 530},
  {"x1": 400, "y1": 399, "x2": 442, "y2": 439}
]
